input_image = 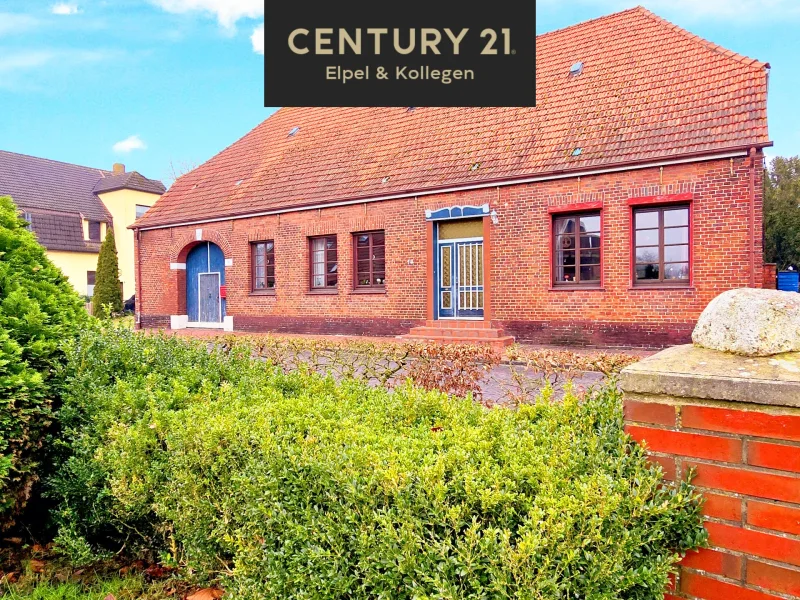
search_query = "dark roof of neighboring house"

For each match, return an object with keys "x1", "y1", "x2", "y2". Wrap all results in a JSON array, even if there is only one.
[
  {"x1": 93, "y1": 171, "x2": 166, "y2": 195},
  {"x1": 22, "y1": 210, "x2": 102, "y2": 254},
  {"x1": 0, "y1": 151, "x2": 113, "y2": 221},
  {"x1": 135, "y1": 7, "x2": 771, "y2": 230},
  {"x1": 0, "y1": 150, "x2": 164, "y2": 251}
]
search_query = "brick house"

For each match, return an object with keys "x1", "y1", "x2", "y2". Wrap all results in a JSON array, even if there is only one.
[{"x1": 133, "y1": 7, "x2": 771, "y2": 348}]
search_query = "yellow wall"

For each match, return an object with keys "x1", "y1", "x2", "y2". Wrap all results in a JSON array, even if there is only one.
[
  {"x1": 96, "y1": 189, "x2": 160, "y2": 298},
  {"x1": 48, "y1": 251, "x2": 99, "y2": 297}
]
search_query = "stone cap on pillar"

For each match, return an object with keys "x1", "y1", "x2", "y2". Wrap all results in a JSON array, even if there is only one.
[{"x1": 620, "y1": 344, "x2": 800, "y2": 407}]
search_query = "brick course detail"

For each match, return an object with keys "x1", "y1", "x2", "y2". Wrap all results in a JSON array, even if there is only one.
[
  {"x1": 136, "y1": 156, "x2": 765, "y2": 347},
  {"x1": 624, "y1": 398, "x2": 800, "y2": 599}
]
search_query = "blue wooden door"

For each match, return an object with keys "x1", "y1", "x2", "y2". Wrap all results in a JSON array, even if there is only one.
[
  {"x1": 187, "y1": 242, "x2": 226, "y2": 323},
  {"x1": 198, "y1": 273, "x2": 221, "y2": 322}
]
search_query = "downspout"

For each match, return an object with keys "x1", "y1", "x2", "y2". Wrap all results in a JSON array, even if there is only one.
[
  {"x1": 749, "y1": 148, "x2": 757, "y2": 288},
  {"x1": 135, "y1": 228, "x2": 142, "y2": 329}
]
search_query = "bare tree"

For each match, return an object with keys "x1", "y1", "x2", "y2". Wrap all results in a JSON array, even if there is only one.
[{"x1": 164, "y1": 159, "x2": 199, "y2": 187}]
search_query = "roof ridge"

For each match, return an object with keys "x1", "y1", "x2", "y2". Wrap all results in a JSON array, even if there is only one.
[
  {"x1": 635, "y1": 6, "x2": 768, "y2": 70},
  {"x1": 0, "y1": 149, "x2": 111, "y2": 176},
  {"x1": 537, "y1": 6, "x2": 645, "y2": 39}
]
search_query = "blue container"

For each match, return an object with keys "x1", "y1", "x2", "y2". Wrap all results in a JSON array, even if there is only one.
[{"x1": 777, "y1": 271, "x2": 799, "y2": 292}]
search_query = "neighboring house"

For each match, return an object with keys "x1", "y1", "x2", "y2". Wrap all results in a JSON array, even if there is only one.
[
  {"x1": 0, "y1": 151, "x2": 165, "y2": 299},
  {"x1": 132, "y1": 8, "x2": 771, "y2": 348}
]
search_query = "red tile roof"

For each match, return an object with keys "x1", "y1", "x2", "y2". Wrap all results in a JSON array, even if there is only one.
[{"x1": 135, "y1": 7, "x2": 770, "y2": 229}]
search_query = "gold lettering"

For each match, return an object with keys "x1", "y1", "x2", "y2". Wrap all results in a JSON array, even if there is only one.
[
  {"x1": 420, "y1": 28, "x2": 441, "y2": 54},
  {"x1": 288, "y1": 28, "x2": 309, "y2": 54},
  {"x1": 339, "y1": 29, "x2": 361, "y2": 54},
  {"x1": 367, "y1": 28, "x2": 388, "y2": 54},
  {"x1": 444, "y1": 28, "x2": 469, "y2": 55},
  {"x1": 315, "y1": 28, "x2": 334, "y2": 55},
  {"x1": 393, "y1": 29, "x2": 415, "y2": 55}
]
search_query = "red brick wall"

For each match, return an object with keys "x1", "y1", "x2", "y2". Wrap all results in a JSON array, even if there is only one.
[
  {"x1": 764, "y1": 264, "x2": 777, "y2": 289},
  {"x1": 136, "y1": 154, "x2": 764, "y2": 346},
  {"x1": 624, "y1": 399, "x2": 800, "y2": 599}
]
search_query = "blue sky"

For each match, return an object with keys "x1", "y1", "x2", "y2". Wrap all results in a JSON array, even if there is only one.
[{"x1": 0, "y1": 0, "x2": 797, "y2": 186}]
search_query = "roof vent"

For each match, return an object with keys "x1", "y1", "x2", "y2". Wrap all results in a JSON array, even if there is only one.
[
  {"x1": 470, "y1": 162, "x2": 480, "y2": 171},
  {"x1": 288, "y1": 126, "x2": 300, "y2": 137},
  {"x1": 571, "y1": 148, "x2": 583, "y2": 157},
  {"x1": 406, "y1": 107, "x2": 415, "y2": 112},
  {"x1": 569, "y1": 62, "x2": 584, "y2": 76},
  {"x1": 382, "y1": 176, "x2": 391, "y2": 183},
  {"x1": 235, "y1": 179, "x2": 244, "y2": 186}
]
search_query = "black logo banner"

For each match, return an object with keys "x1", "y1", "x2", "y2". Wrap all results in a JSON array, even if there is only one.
[{"x1": 264, "y1": 0, "x2": 536, "y2": 107}]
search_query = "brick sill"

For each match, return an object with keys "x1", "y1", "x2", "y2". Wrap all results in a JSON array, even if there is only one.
[
  {"x1": 549, "y1": 286, "x2": 605, "y2": 292},
  {"x1": 350, "y1": 288, "x2": 387, "y2": 295},
  {"x1": 249, "y1": 290, "x2": 276, "y2": 297},
  {"x1": 306, "y1": 289, "x2": 338, "y2": 296}
]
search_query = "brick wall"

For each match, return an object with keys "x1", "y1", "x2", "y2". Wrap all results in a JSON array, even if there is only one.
[
  {"x1": 137, "y1": 154, "x2": 765, "y2": 347},
  {"x1": 764, "y1": 263, "x2": 777, "y2": 289},
  {"x1": 622, "y1": 345, "x2": 800, "y2": 599}
]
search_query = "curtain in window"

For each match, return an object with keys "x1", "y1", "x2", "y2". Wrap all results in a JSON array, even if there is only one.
[
  {"x1": 554, "y1": 217, "x2": 575, "y2": 283},
  {"x1": 312, "y1": 238, "x2": 326, "y2": 287}
]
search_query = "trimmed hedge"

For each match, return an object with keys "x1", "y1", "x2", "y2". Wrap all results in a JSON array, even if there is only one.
[
  {"x1": 51, "y1": 327, "x2": 705, "y2": 598},
  {"x1": 0, "y1": 196, "x2": 89, "y2": 525}
]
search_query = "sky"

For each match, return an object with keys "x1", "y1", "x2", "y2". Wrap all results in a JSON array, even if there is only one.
[{"x1": 0, "y1": 0, "x2": 798, "y2": 186}]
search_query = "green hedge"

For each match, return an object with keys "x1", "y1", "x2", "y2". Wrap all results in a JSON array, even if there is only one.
[
  {"x1": 0, "y1": 196, "x2": 89, "y2": 526},
  {"x1": 51, "y1": 328, "x2": 705, "y2": 598}
]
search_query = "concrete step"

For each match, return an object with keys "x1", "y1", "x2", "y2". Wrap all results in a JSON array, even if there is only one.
[
  {"x1": 402, "y1": 334, "x2": 515, "y2": 352},
  {"x1": 408, "y1": 326, "x2": 507, "y2": 339},
  {"x1": 425, "y1": 319, "x2": 494, "y2": 329}
]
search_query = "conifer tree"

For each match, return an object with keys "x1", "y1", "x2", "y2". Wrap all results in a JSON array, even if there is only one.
[{"x1": 92, "y1": 227, "x2": 123, "y2": 317}]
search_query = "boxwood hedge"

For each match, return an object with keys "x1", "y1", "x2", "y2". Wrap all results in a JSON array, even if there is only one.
[{"x1": 51, "y1": 327, "x2": 705, "y2": 598}]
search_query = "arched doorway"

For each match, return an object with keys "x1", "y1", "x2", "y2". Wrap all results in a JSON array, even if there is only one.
[{"x1": 186, "y1": 242, "x2": 226, "y2": 323}]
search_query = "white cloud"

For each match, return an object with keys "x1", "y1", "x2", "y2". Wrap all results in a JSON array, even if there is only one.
[
  {"x1": 251, "y1": 22, "x2": 263, "y2": 54},
  {"x1": 0, "y1": 51, "x2": 54, "y2": 73},
  {"x1": 0, "y1": 49, "x2": 116, "y2": 91},
  {"x1": 0, "y1": 13, "x2": 39, "y2": 35},
  {"x1": 149, "y1": 0, "x2": 262, "y2": 29},
  {"x1": 113, "y1": 135, "x2": 147, "y2": 153},
  {"x1": 51, "y1": 3, "x2": 79, "y2": 15}
]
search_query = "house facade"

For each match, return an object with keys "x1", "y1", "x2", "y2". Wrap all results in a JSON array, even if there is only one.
[
  {"x1": 133, "y1": 8, "x2": 771, "y2": 348},
  {"x1": 0, "y1": 151, "x2": 164, "y2": 299}
]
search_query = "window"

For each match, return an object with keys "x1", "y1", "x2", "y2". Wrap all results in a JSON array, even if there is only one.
[
  {"x1": 88, "y1": 221, "x2": 101, "y2": 241},
  {"x1": 87, "y1": 271, "x2": 96, "y2": 297},
  {"x1": 135, "y1": 205, "x2": 149, "y2": 219},
  {"x1": 251, "y1": 241, "x2": 275, "y2": 292},
  {"x1": 633, "y1": 206, "x2": 690, "y2": 285},
  {"x1": 22, "y1": 212, "x2": 32, "y2": 231},
  {"x1": 553, "y1": 213, "x2": 601, "y2": 285},
  {"x1": 310, "y1": 236, "x2": 338, "y2": 289},
  {"x1": 353, "y1": 231, "x2": 386, "y2": 288}
]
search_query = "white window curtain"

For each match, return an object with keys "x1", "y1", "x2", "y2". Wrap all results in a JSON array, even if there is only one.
[{"x1": 312, "y1": 238, "x2": 325, "y2": 287}]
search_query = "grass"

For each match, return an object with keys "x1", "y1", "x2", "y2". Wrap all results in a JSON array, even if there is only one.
[
  {"x1": 2, "y1": 575, "x2": 185, "y2": 600},
  {"x1": 3, "y1": 575, "x2": 145, "y2": 600}
]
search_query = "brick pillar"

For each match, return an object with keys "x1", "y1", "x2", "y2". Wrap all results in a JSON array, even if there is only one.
[
  {"x1": 621, "y1": 345, "x2": 800, "y2": 600},
  {"x1": 763, "y1": 263, "x2": 777, "y2": 289}
]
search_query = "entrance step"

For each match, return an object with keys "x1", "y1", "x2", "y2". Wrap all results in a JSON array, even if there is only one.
[
  {"x1": 424, "y1": 319, "x2": 494, "y2": 329},
  {"x1": 411, "y1": 326, "x2": 507, "y2": 339},
  {"x1": 401, "y1": 321, "x2": 514, "y2": 353}
]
